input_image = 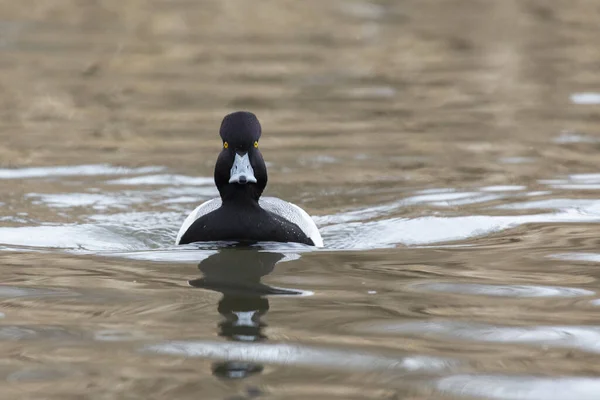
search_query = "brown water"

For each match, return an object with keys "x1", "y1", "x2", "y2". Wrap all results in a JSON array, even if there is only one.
[{"x1": 1, "y1": 0, "x2": 600, "y2": 399}]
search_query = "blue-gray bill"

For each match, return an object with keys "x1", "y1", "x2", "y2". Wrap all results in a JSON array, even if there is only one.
[{"x1": 229, "y1": 153, "x2": 257, "y2": 184}]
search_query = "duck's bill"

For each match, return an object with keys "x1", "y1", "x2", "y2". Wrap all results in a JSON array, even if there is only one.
[{"x1": 229, "y1": 153, "x2": 257, "y2": 184}]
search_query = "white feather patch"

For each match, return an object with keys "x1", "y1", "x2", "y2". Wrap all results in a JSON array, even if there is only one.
[
  {"x1": 259, "y1": 197, "x2": 323, "y2": 247},
  {"x1": 175, "y1": 198, "x2": 221, "y2": 244},
  {"x1": 175, "y1": 196, "x2": 323, "y2": 247}
]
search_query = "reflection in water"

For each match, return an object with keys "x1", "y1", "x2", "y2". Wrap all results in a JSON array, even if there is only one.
[
  {"x1": 189, "y1": 248, "x2": 304, "y2": 379},
  {"x1": 148, "y1": 249, "x2": 458, "y2": 376}
]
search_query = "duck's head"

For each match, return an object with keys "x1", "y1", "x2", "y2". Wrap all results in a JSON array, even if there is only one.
[{"x1": 214, "y1": 111, "x2": 268, "y2": 201}]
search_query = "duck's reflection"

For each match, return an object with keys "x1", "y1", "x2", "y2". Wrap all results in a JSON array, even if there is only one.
[
  {"x1": 216, "y1": 295, "x2": 269, "y2": 342},
  {"x1": 188, "y1": 248, "x2": 303, "y2": 379}
]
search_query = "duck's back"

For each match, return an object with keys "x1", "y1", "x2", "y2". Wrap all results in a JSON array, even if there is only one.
[
  {"x1": 176, "y1": 198, "x2": 221, "y2": 244},
  {"x1": 258, "y1": 197, "x2": 323, "y2": 247},
  {"x1": 175, "y1": 197, "x2": 323, "y2": 247}
]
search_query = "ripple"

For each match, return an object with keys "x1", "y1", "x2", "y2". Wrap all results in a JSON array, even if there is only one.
[
  {"x1": 111, "y1": 247, "x2": 308, "y2": 264},
  {"x1": 480, "y1": 185, "x2": 526, "y2": 192},
  {"x1": 499, "y1": 157, "x2": 535, "y2": 164},
  {"x1": 27, "y1": 192, "x2": 145, "y2": 210},
  {"x1": 570, "y1": 92, "x2": 600, "y2": 105},
  {"x1": 103, "y1": 241, "x2": 311, "y2": 263},
  {"x1": 526, "y1": 191, "x2": 551, "y2": 197},
  {"x1": 0, "y1": 225, "x2": 149, "y2": 251},
  {"x1": 358, "y1": 321, "x2": 600, "y2": 354},
  {"x1": 340, "y1": 1, "x2": 386, "y2": 19},
  {"x1": 313, "y1": 200, "x2": 405, "y2": 225},
  {"x1": 410, "y1": 282, "x2": 593, "y2": 298},
  {"x1": 550, "y1": 184, "x2": 600, "y2": 190},
  {"x1": 496, "y1": 199, "x2": 599, "y2": 211},
  {"x1": 0, "y1": 164, "x2": 163, "y2": 179},
  {"x1": 160, "y1": 196, "x2": 201, "y2": 204},
  {"x1": 404, "y1": 192, "x2": 480, "y2": 203},
  {"x1": 437, "y1": 375, "x2": 600, "y2": 400},
  {"x1": 570, "y1": 173, "x2": 600, "y2": 182},
  {"x1": 402, "y1": 191, "x2": 512, "y2": 206},
  {"x1": 4, "y1": 197, "x2": 600, "y2": 253},
  {"x1": 7, "y1": 164, "x2": 600, "y2": 255},
  {"x1": 540, "y1": 173, "x2": 600, "y2": 190},
  {"x1": 553, "y1": 131, "x2": 599, "y2": 144},
  {"x1": 144, "y1": 340, "x2": 456, "y2": 372},
  {"x1": 89, "y1": 209, "x2": 180, "y2": 223},
  {"x1": 550, "y1": 253, "x2": 600, "y2": 263},
  {"x1": 322, "y1": 208, "x2": 600, "y2": 249},
  {"x1": 315, "y1": 191, "x2": 502, "y2": 225},
  {"x1": 94, "y1": 329, "x2": 151, "y2": 342},
  {"x1": 27, "y1": 188, "x2": 216, "y2": 211},
  {"x1": 300, "y1": 155, "x2": 338, "y2": 165},
  {"x1": 414, "y1": 188, "x2": 457, "y2": 195},
  {"x1": 108, "y1": 248, "x2": 217, "y2": 263},
  {"x1": 0, "y1": 215, "x2": 30, "y2": 224},
  {"x1": 107, "y1": 174, "x2": 213, "y2": 186},
  {"x1": 346, "y1": 86, "x2": 396, "y2": 99},
  {"x1": 189, "y1": 278, "x2": 313, "y2": 297},
  {"x1": 428, "y1": 194, "x2": 502, "y2": 207},
  {"x1": 7, "y1": 368, "x2": 74, "y2": 383},
  {"x1": 0, "y1": 325, "x2": 81, "y2": 340},
  {"x1": 0, "y1": 285, "x2": 79, "y2": 298}
]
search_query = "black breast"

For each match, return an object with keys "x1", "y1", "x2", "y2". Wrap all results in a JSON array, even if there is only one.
[{"x1": 179, "y1": 205, "x2": 314, "y2": 246}]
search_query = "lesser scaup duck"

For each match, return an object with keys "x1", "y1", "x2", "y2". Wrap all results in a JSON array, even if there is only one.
[{"x1": 176, "y1": 111, "x2": 323, "y2": 247}]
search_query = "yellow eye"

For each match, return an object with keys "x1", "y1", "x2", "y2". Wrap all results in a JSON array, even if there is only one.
[
  {"x1": 223, "y1": 142, "x2": 228, "y2": 149},
  {"x1": 254, "y1": 141, "x2": 258, "y2": 148}
]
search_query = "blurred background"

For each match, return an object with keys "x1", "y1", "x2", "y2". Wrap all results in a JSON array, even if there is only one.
[
  {"x1": 1, "y1": 1, "x2": 600, "y2": 399},
  {"x1": 2, "y1": 0, "x2": 599, "y2": 182}
]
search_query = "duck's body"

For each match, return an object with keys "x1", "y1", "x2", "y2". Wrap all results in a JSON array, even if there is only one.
[
  {"x1": 176, "y1": 112, "x2": 323, "y2": 247},
  {"x1": 176, "y1": 196, "x2": 322, "y2": 246}
]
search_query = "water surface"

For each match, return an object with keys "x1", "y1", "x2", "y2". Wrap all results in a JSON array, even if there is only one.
[{"x1": 1, "y1": 0, "x2": 600, "y2": 399}]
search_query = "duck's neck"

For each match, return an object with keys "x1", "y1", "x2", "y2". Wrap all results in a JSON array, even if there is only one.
[{"x1": 219, "y1": 184, "x2": 261, "y2": 209}]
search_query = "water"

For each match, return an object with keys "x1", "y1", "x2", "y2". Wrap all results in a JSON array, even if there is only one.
[{"x1": 2, "y1": 0, "x2": 600, "y2": 398}]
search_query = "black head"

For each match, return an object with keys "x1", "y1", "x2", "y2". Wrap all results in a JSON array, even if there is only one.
[
  {"x1": 219, "y1": 111, "x2": 262, "y2": 149},
  {"x1": 214, "y1": 111, "x2": 267, "y2": 202}
]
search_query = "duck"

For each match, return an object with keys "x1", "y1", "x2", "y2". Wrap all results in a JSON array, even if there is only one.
[{"x1": 176, "y1": 111, "x2": 323, "y2": 247}]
